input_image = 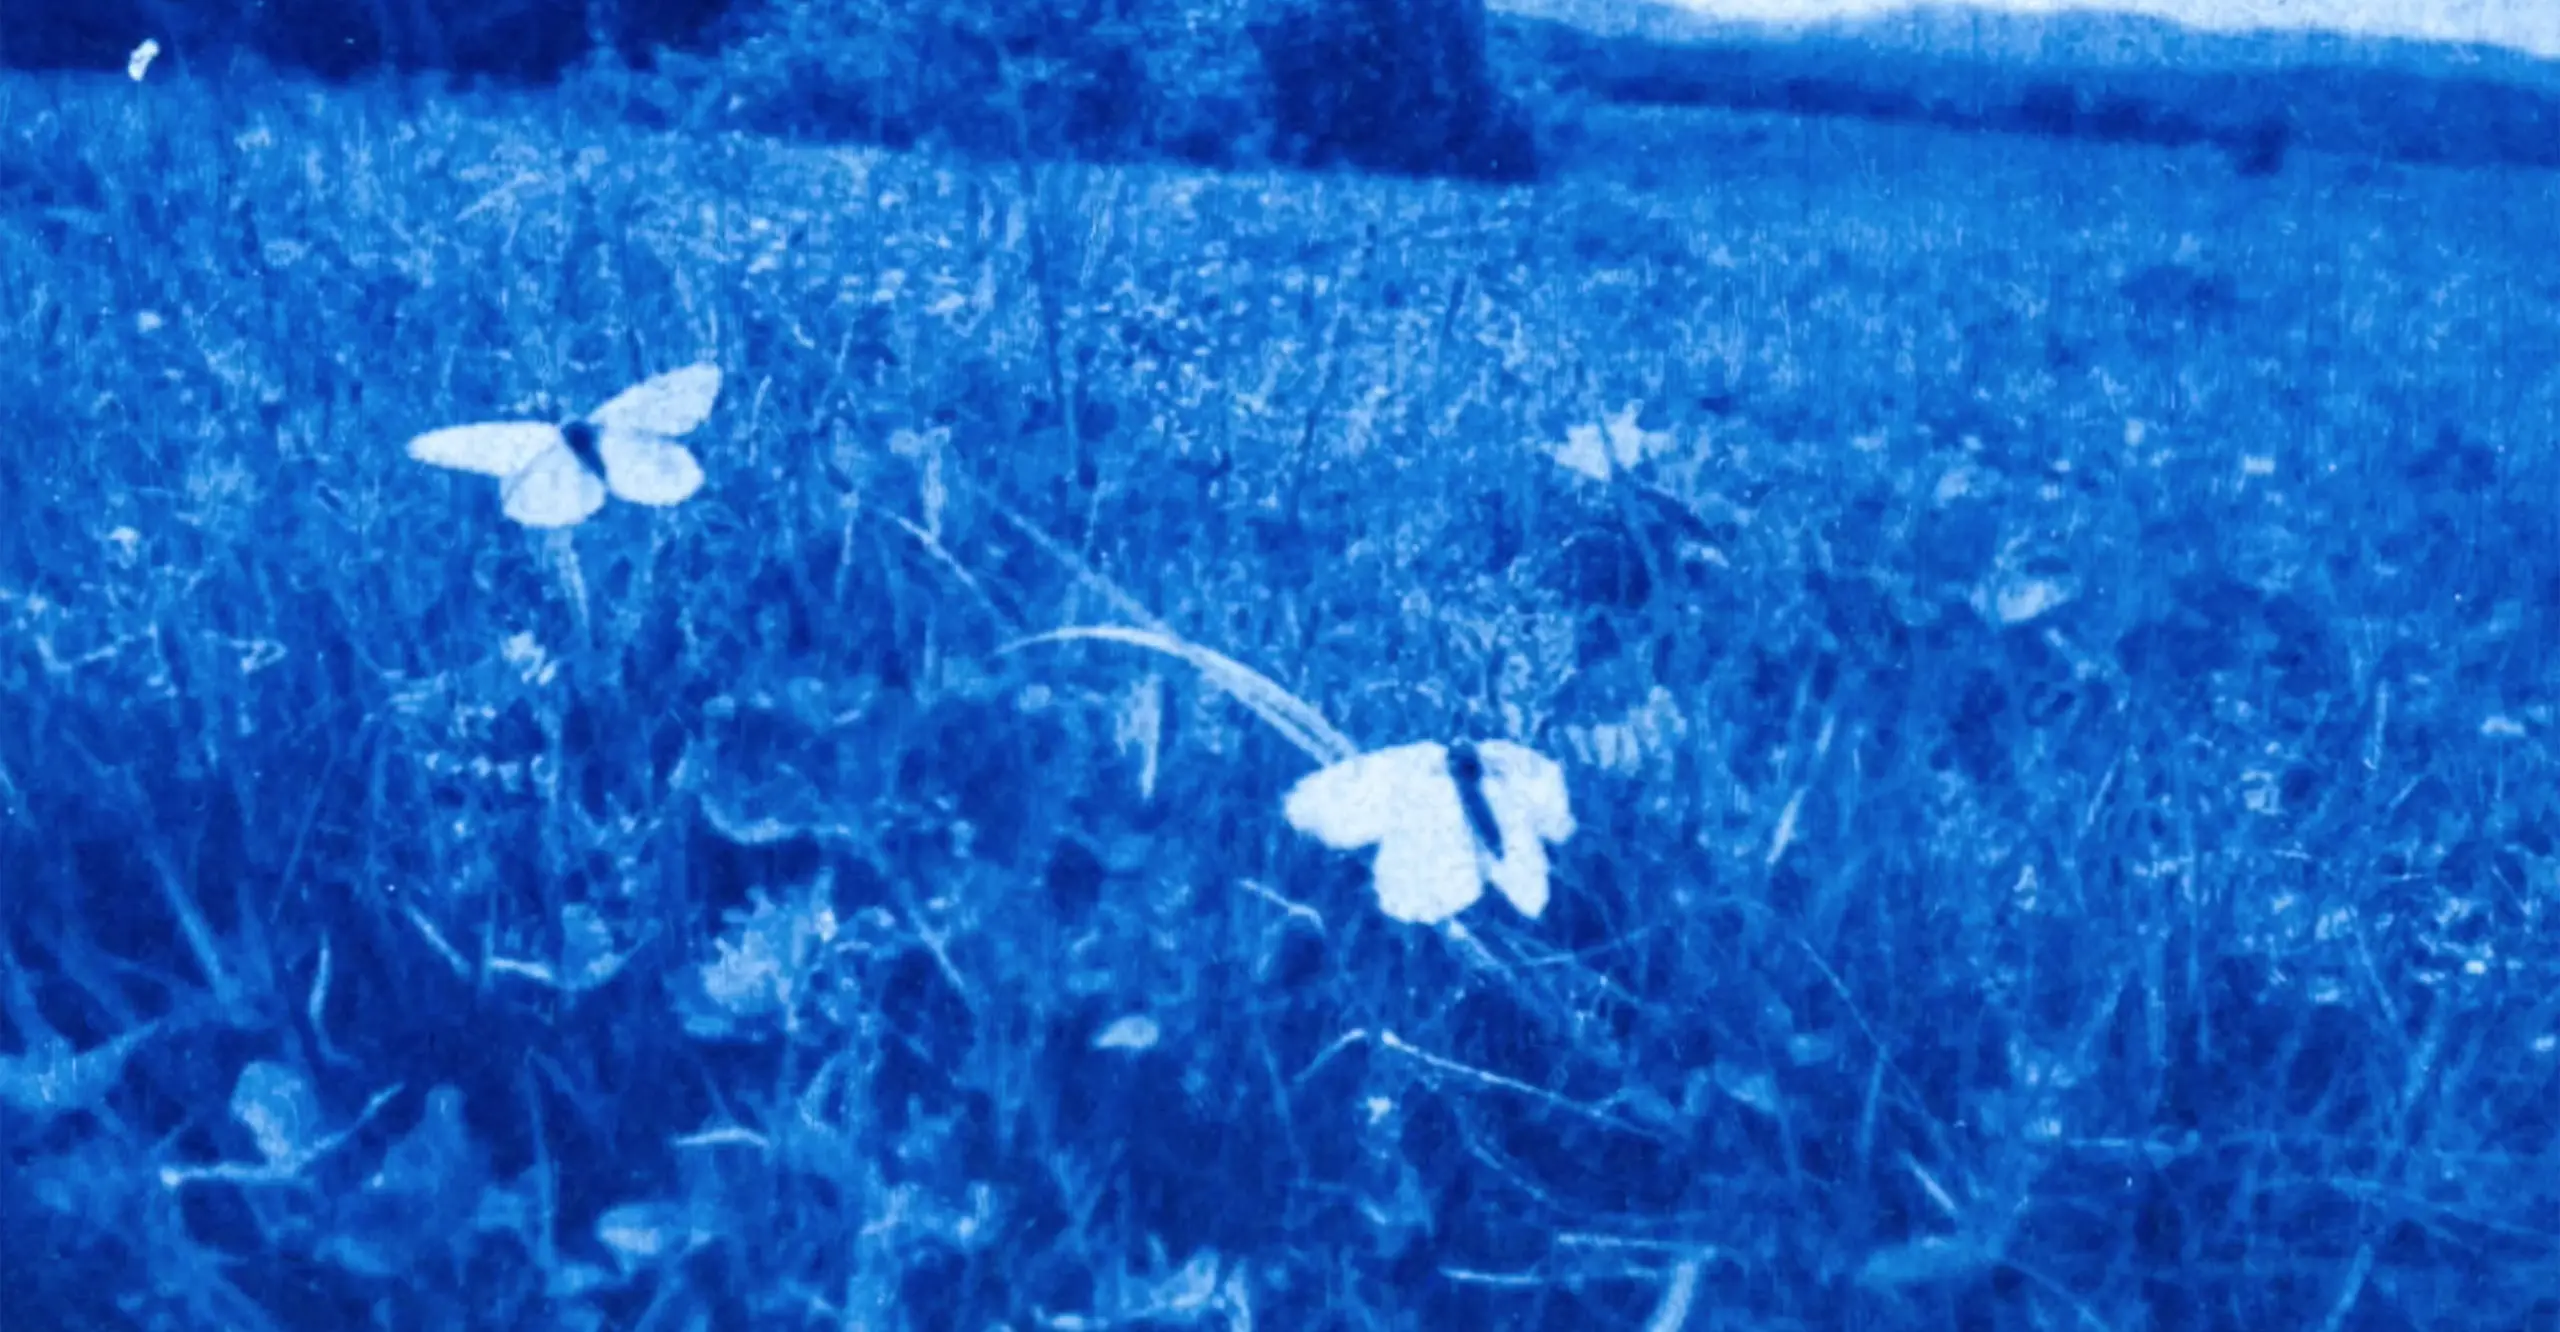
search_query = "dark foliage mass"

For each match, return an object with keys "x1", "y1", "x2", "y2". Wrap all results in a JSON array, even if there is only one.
[
  {"x1": 1256, "y1": 0, "x2": 1540, "y2": 181},
  {"x1": 0, "y1": 0, "x2": 1543, "y2": 182},
  {"x1": 694, "y1": 0, "x2": 1255, "y2": 167}
]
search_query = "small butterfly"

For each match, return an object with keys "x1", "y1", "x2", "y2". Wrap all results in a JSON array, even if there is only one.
[
  {"x1": 405, "y1": 363, "x2": 720, "y2": 528},
  {"x1": 1282, "y1": 739, "x2": 1576, "y2": 925}
]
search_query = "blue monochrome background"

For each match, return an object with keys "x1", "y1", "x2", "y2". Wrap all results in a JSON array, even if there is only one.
[{"x1": 2, "y1": 0, "x2": 2556, "y2": 1328}]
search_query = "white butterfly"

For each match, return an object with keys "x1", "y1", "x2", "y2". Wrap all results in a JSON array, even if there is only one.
[
  {"x1": 405, "y1": 363, "x2": 721, "y2": 529},
  {"x1": 1282, "y1": 740, "x2": 1576, "y2": 925}
]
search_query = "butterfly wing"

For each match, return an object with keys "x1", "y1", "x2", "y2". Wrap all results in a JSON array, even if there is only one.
[
  {"x1": 1369, "y1": 785, "x2": 1483, "y2": 923},
  {"x1": 595, "y1": 427, "x2": 705, "y2": 507},
  {"x1": 1285, "y1": 743, "x2": 1487, "y2": 924},
  {"x1": 406, "y1": 422, "x2": 560, "y2": 478},
  {"x1": 585, "y1": 363, "x2": 722, "y2": 437},
  {"x1": 500, "y1": 442, "x2": 607, "y2": 528},
  {"x1": 1479, "y1": 835, "x2": 1552, "y2": 919},
  {"x1": 1471, "y1": 742, "x2": 1575, "y2": 919},
  {"x1": 1282, "y1": 742, "x2": 1446, "y2": 851}
]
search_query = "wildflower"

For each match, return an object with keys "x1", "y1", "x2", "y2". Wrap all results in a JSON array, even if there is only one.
[{"x1": 1551, "y1": 401, "x2": 1670, "y2": 483}]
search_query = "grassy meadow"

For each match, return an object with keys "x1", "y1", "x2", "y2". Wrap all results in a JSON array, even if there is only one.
[{"x1": 1, "y1": 42, "x2": 2557, "y2": 1332}]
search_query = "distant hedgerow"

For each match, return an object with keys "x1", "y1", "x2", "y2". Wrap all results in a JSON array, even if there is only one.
[
  {"x1": 702, "y1": 0, "x2": 1266, "y2": 165},
  {"x1": 1254, "y1": 0, "x2": 1541, "y2": 181},
  {"x1": 696, "y1": 0, "x2": 1540, "y2": 179}
]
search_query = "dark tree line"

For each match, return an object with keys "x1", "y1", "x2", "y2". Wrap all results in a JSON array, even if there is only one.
[
  {"x1": 0, "y1": 0, "x2": 1543, "y2": 183},
  {"x1": 1256, "y1": 0, "x2": 1538, "y2": 180}
]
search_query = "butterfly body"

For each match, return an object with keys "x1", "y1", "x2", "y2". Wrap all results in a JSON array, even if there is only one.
[
  {"x1": 1446, "y1": 741, "x2": 1507, "y2": 861},
  {"x1": 1283, "y1": 739, "x2": 1575, "y2": 924},
  {"x1": 407, "y1": 363, "x2": 720, "y2": 529},
  {"x1": 558, "y1": 419, "x2": 607, "y2": 475}
]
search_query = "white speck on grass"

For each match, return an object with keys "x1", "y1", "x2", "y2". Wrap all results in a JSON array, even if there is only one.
[
  {"x1": 888, "y1": 425, "x2": 951, "y2": 537},
  {"x1": 234, "y1": 638, "x2": 286, "y2": 675},
  {"x1": 1857, "y1": 1234, "x2": 2000, "y2": 1291},
  {"x1": 2240, "y1": 769, "x2": 2281, "y2": 815},
  {"x1": 1765, "y1": 787, "x2": 1805, "y2": 869},
  {"x1": 745, "y1": 218, "x2": 788, "y2": 275},
  {"x1": 1712, "y1": 1062, "x2": 1780, "y2": 1118},
  {"x1": 127, "y1": 39, "x2": 159, "y2": 82},
  {"x1": 1092, "y1": 1014, "x2": 1161, "y2": 1052},
  {"x1": 502, "y1": 631, "x2": 556, "y2": 686},
  {"x1": 489, "y1": 904, "x2": 641, "y2": 995},
  {"x1": 691, "y1": 883, "x2": 839, "y2": 1035},
  {"x1": 231, "y1": 1061, "x2": 322, "y2": 1166},
  {"x1": 1983, "y1": 574, "x2": 2073, "y2": 625},
  {"x1": 1569, "y1": 720, "x2": 1644, "y2": 775},
  {"x1": 1141, "y1": 1250, "x2": 1224, "y2": 1319},
  {"x1": 1113, "y1": 672, "x2": 1165, "y2": 802},
  {"x1": 1563, "y1": 685, "x2": 1687, "y2": 775},
  {"x1": 596, "y1": 1200, "x2": 703, "y2": 1271}
]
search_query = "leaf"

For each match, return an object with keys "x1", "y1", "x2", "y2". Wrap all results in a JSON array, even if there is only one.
[
  {"x1": 999, "y1": 624, "x2": 1356, "y2": 767},
  {"x1": 1856, "y1": 1234, "x2": 2001, "y2": 1290},
  {"x1": 0, "y1": 1016, "x2": 186, "y2": 1128},
  {"x1": 595, "y1": 1199, "x2": 715, "y2": 1273}
]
